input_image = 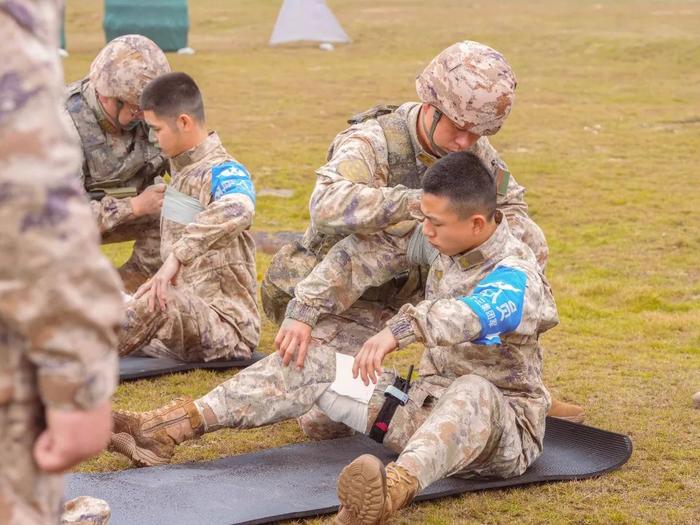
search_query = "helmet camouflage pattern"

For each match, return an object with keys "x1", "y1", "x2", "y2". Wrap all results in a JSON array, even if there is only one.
[
  {"x1": 416, "y1": 41, "x2": 517, "y2": 136},
  {"x1": 89, "y1": 35, "x2": 171, "y2": 106}
]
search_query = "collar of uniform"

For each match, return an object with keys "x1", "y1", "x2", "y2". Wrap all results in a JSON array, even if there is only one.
[
  {"x1": 401, "y1": 102, "x2": 438, "y2": 168},
  {"x1": 171, "y1": 132, "x2": 222, "y2": 172},
  {"x1": 82, "y1": 81, "x2": 120, "y2": 135},
  {"x1": 451, "y1": 211, "x2": 508, "y2": 271}
]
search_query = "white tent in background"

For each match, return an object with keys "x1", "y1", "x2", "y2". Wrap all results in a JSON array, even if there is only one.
[{"x1": 269, "y1": 0, "x2": 351, "y2": 46}]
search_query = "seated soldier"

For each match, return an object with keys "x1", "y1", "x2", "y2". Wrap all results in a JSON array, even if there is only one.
[
  {"x1": 117, "y1": 72, "x2": 259, "y2": 362},
  {"x1": 110, "y1": 151, "x2": 557, "y2": 525}
]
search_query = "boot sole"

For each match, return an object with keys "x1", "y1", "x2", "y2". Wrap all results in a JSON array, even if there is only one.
[
  {"x1": 110, "y1": 432, "x2": 171, "y2": 467},
  {"x1": 335, "y1": 454, "x2": 386, "y2": 525}
]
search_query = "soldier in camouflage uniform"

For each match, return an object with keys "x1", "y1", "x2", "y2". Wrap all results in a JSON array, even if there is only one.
[
  {"x1": 64, "y1": 34, "x2": 171, "y2": 292},
  {"x1": 109, "y1": 152, "x2": 556, "y2": 525},
  {"x1": 117, "y1": 72, "x2": 259, "y2": 362},
  {"x1": 0, "y1": 2, "x2": 123, "y2": 523},
  {"x1": 263, "y1": 41, "x2": 581, "y2": 435}
]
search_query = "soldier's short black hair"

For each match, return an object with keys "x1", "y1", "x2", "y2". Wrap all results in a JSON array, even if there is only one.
[
  {"x1": 422, "y1": 151, "x2": 497, "y2": 220},
  {"x1": 140, "y1": 72, "x2": 205, "y2": 123}
]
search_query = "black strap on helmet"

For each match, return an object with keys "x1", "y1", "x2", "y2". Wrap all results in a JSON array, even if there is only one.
[{"x1": 421, "y1": 107, "x2": 449, "y2": 158}]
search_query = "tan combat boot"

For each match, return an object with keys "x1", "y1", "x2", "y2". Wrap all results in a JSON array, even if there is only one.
[
  {"x1": 334, "y1": 454, "x2": 419, "y2": 525},
  {"x1": 548, "y1": 398, "x2": 586, "y2": 423},
  {"x1": 109, "y1": 396, "x2": 204, "y2": 467}
]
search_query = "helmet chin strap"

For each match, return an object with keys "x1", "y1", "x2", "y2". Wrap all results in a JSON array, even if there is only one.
[
  {"x1": 115, "y1": 99, "x2": 142, "y2": 131},
  {"x1": 421, "y1": 107, "x2": 449, "y2": 158},
  {"x1": 97, "y1": 95, "x2": 139, "y2": 132}
]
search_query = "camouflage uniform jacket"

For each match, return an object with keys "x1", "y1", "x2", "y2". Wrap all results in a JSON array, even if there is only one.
[
  {"x1": 64, "y1": 78, "x2": 167, "y2": 233},
  {"x1": 0, "y1": 0, "x2": 123, "y2": 413},
  {"x1": 287, "y1": 214, "x2": 558, "y2": 452},
  {"x1": 304, "y1": 102, "x2": 536, "y2": 261},
  {"x1": 164, "y1": 132, "x2": 260, "y2": 350},
  {"x1": 263, "y1": 102, "x2": 545, "y2": 323}
]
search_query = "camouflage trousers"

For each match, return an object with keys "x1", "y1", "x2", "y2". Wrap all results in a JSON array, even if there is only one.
[
  {"x1": 195, "y1": 317, "x2": 538, "y2": 489},
  {"x1": 0, "y1": 361, "x2": 63, "y2": 525},
  {"x1": 296, "y1": 300, "x2": 397, "y2": 440},
  {"x1": 118, "y1": 288, "x2": 253, "y2": 362},
  {"x1": 102, "y1": 215, "x2": 162, "y2": 292}
]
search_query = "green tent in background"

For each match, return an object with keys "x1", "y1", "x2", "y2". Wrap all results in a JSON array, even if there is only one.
[{"x1": 104, "y1": 0, "x2": 189, "y2": 52}]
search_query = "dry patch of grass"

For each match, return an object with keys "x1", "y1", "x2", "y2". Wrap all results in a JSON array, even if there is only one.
[{"x1": 65, "y1": 1, "x2": 700, "y2": 523}]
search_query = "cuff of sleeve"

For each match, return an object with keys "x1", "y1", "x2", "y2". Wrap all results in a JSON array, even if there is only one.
[
  {"x1": 407, "y1": 189, "x2": 424, "y2": 219},
  {"x1": 38, "y1": 351, "x2": 118, "y2": 411},
  {"x1": 172, "y1": 239, "x2": 198, "y2": 265},
  {"x1": 285, "y1": 299, "x2": 321, "y2": 327},
  {"x1": 387, "y1": 314, "x2": 417, "y2": 349},
  {"x1": 93, "y1": 196, "x2": 134, "y2": 233}
]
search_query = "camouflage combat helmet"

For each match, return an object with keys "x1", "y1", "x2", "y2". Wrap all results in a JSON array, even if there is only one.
[
  {"x1": 89, "y1": 35, "x2": 170, "y2": 106},
  {"x1": 415, "y1": 41, "x2": 517, "y2": 137}
]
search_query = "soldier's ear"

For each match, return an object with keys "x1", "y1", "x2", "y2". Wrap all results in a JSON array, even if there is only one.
[
  {"x1": 176, "y1": 113, "x2": 193, "y2": 132},
  {"x1": 471, "y1": 214, "x2": 487, "y2": 233}
]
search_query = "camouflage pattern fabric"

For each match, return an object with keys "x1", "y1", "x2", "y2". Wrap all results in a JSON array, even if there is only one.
[
  {"x1": 263, "y1": 100, "x2": 547, "y2": 438},
  {"x1": 262, "y1": 101, "x2": 548, "y2": 326},
  {"x1": 102, "y1": 213, "x2": 162, "y2": 286},
  {"x1": 295, "y1": 300, "x2": 393, "y2": 440},
  {"x1": 88, "y1": 34, "x2": 171, "y2": 107},
  {"x1": 195, "y1": 214, "x2": 557, "y2": 490},
  {"x1": 415, "y1": 41, "x2": 517, "y2": 136},
  {"x1": 63, "y1": 78, "x2": 167, "y2": 280},
  {"x1": 0, "y1": 2, "x2": 123, "y2": 522},
  {"x1": 118, "y1": 133, "x2": 260, "y2": 361}
]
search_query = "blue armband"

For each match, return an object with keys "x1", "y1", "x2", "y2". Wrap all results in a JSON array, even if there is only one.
[
  {"x1": 459, "y1": 266, "x2": 527, "y2": 345},
  {"x1": 211, "y1": 161, "x2": 256, "y2": 205}
]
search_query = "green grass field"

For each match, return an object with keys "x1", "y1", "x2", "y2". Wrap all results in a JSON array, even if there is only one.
[{"x1": 64, "y1": 1, "x2": 700, "y2": 523}]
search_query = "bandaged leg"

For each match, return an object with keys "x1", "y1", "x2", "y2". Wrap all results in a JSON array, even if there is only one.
[
  {"x1": 296, "y1": 304, "x2": 392, "y2": 440},
  {"x1": 112, "y1": 344, "x2": 340, "y2": 466},
  {"x1": 195, "y1": 341, "x2": 340, "y2": 431}
]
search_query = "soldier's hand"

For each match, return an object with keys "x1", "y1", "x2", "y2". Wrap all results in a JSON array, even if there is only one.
[
  {"x1": 353, "y1": 327, "x2": 398, "y2": 386},
  {"x1": 130, "y1": 183, "x2": 166, "y2": 217},
  {"x1": 33, "y1": 400, "x2": 112, "y2": 473},
  {"x1": 147, "y1": 253, "x2": 181, "y2": 312},
  {"x1": 275, "y1": 318, "x2": 313, "y2": 369},
  {"x1": 133, "y1": 278, "x2": 153, "y2": 301}
]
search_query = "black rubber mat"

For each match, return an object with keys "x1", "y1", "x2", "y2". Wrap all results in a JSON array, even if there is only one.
[
  {"x1": 119, "y1": 352, "x2": 265, "y2": 381},
  {"x1": 66, "y1": 418, "x2": 631, "y2": 524}
]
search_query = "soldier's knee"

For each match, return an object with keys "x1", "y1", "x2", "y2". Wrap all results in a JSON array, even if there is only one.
[
  {"x1": 260, "y1": 274, "x2": 288, "y2": 326},
  {"x1": 448, "y1": 374, "x2": 494, "y2": 396}
]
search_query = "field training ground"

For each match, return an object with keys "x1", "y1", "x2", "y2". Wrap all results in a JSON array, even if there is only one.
[{"x1": 64, "y1": 1, "x2": 699, "y2": 523}]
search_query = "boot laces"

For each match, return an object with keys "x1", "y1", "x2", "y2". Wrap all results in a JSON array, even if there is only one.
[{"x1": 386, "y1": 463, "x2": 414, "y2": 490}]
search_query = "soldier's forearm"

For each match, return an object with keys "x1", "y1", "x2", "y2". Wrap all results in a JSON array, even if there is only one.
[{"x1": 310, "y1": 180, "x2": 421, "y2": 235}]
